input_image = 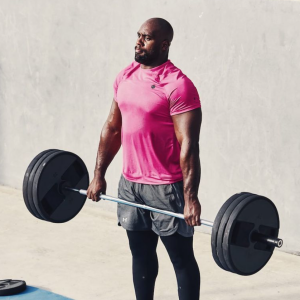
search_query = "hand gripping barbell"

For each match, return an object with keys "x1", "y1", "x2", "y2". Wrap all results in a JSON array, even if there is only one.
[{"x1": 23, "y1": 149, "x2": 283, "y2": 276}]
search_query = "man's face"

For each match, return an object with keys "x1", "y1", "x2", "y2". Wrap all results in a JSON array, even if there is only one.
[{"x1": 135, "y1": 24, "x2": 161, "y2": 65}]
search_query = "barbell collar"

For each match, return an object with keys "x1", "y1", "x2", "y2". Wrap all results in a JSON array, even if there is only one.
[{"x1": 252, "y1": 232, "x2": 283, "y2": 248}]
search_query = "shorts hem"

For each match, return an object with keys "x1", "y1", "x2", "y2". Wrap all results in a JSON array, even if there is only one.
[
  {"x1": 176, "y1": 228, "x2": 194, "y2": 237},
  {"x1": 151, "y1": 224, "x2": 178, "y2": 237},
  {"x1": 118, "y1": 222, "x2": 152, "y2": 232}
]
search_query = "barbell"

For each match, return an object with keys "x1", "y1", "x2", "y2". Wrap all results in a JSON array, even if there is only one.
[{"x1": 23, "y1": 149, "x2": 283, "y2": 276}]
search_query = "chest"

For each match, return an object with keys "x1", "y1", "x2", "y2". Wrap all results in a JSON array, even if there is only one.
[{"x1": 117, "y1": 78, "x2": 170, "y2": 117}]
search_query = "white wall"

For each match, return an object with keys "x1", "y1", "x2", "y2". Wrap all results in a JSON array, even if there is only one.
[{"x1": 0, "y1": 0, "x2": 299, "y2": 254}]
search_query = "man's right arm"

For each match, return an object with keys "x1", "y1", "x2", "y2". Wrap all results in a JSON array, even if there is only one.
[{"x1": 87, "y1": 99, "x2": 122, "y2": 202}]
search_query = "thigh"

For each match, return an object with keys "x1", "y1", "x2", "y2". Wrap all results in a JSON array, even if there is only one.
[
  {"x1": 160, "y1": 232, "x2": 195, "y2": 262},
  {"x1": 126, "y1": 230, "x2": 159, "y2": 256},
  {"x1": 118, "y1": 175, "x2": 152, "y2": 231},
  {"x1": 140, "y1": 180, "x2": 194, "y2": 237}
]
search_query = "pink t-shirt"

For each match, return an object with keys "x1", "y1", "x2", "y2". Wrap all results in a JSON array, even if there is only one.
[{"x1": 113, "y1": 60, "x2": 201, "y2": 184}]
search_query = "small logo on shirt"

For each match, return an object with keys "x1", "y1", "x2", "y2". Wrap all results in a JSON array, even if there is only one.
[
  {"x1": 123, "y1": 217, "x2": 128, "y2": 223},
  {"x1": 151, "y1": 85, "x2": 156, "y2": 89}
]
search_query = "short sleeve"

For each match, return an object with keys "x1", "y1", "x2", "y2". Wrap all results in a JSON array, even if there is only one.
[
  {"x1": 113, "y1": 69, "x2": 125, "y2": 103},
  {"x1": 168, "y1": 77, "x2": 201, "y2": 116}
]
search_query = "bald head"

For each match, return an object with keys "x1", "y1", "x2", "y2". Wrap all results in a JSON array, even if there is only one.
[
  {"x1": 135, "y1": 18, "x2": 174, "y2": 68},
  {"x1": 142, "y1": 18, "x2": 174, "y2": 45}
]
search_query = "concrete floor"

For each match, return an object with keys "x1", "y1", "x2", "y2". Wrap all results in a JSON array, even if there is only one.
[{"x1": 0, "y1": 185, "x2": 299, "y2": 300}]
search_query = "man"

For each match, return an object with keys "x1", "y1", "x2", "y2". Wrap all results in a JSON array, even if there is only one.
[{"x1": 87, "y1": 18, "x2": 202, "y2": 300}]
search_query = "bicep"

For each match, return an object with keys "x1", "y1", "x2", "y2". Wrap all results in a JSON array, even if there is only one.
[
  {"x1": 171, "y1": 108, "x2": 202, "y2": 146},
  {"x1": 106, "y1": 99, "x2": 122, "y2": 132}
]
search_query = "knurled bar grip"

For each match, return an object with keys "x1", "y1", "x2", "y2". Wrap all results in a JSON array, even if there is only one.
[{"x1": 65, "y1": 187, "x2": 283, "y2": 248}]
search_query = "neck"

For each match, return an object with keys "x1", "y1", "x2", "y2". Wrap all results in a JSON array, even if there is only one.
[{"x1": 140, "y1": 57, "x2": 169, "y2": 69}]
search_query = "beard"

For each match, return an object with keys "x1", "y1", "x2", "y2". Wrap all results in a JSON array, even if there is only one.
[
  {"x1": 134, "y1": 46, "x2": 160, "y2": 65},
  {"x1": 135, "y1": 51, "x2": 151, "y2": 64}
]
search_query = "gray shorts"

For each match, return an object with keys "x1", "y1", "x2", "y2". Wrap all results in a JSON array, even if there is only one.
[{"x1": 117, "y1": 174, "x2": 194, "y2": 237}]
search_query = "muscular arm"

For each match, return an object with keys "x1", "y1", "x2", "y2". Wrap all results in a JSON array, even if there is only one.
[
  {"x1": 172, "y1": 107, "x2": 202, "y2": 226},
  {"x1": 87, "y1": 99, "x2": 122, "y2": 201},
  {"x1": 94, "y1": 99, "x2": 122, "y2": 177}
]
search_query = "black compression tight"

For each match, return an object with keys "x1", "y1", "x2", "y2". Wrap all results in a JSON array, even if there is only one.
[
  {"x1": 160, "y1": 232, "x2": 200, "y2": 300},
  {"x1": 126, "y1": 230, "x2": 200, "y2": 300}
]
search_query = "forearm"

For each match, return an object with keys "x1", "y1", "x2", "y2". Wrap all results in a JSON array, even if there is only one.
[
  {"x1": 180, "y1": 143, "x2": 201, "y2": 202},
  {"x1": 94, "y1": 122, "x2": 121, "y2": 178}
]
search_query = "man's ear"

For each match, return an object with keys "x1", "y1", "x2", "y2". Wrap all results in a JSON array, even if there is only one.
[{"x1": 162, "y1": 40, "x2": 170, "y2": 51}]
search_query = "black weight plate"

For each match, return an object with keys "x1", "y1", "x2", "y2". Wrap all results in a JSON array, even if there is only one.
[
  {"x1": 0, "y1": 279, "x2": 26, "y2": 296},
  {"x1": 211, "y1": 192, "x2": 249, "y2": 270},
  {"x1": 223, "y1": 195, "x2": 280, "y2": 276},
  {"x1": 23, "y1": 150, "x2": 52, "y2": 218},
  {"x1": 216, "y1": 193, "x2": 257, "y2": 272},
  {"x1": 32, "y1": 151, "x2": 89, "y2": 223},
  {"x1": 26, "y1": 150, "x2": 62, "y2": 220},
  {"x1": 23, "y1": 149, "x2": 58, "y2": 219}
]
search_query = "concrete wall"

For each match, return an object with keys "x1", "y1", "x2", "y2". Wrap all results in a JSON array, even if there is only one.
[{"x1": 0, "y1": 0, "x2": 299, "y2": 254}]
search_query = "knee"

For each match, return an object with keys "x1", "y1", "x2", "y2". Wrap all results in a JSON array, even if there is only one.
[{"x1": 170, "y1": 255, "x2": 186, "y2": 270}]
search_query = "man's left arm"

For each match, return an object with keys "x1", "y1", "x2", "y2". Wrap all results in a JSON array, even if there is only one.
[{"x1": 172, "y1": 107, "x2": 202, "y2": 226}]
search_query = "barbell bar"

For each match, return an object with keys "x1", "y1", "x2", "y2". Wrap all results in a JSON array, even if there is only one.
[
  {"x1": 64, "y1": 187, "x2": 214, "y2": 227},
  {"x1": 23, "y1": 149, "x2": 283, "y2": 276},
  {"x1": 64, "y1": 186, "x2": 283, "y2": 248}
]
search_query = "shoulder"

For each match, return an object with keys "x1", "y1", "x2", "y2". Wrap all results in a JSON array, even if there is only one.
[
  {"x1": 162, "y1": 62, "x2": 201, "y2": 114},
  {"x1": 165, "y1": 77, "x2": 199, "y2": 100},
  {"x1": 168, "y1": 76, "x2": 197, "y2": 92},
  {"x1": 162, "y1": 62, "x2": 197, "y2": 93},
  {"x1": 114, "y1": 61, "x2": 139, "y2": 83}
]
